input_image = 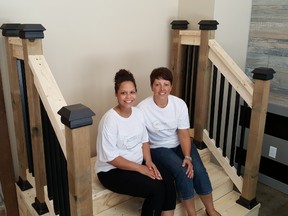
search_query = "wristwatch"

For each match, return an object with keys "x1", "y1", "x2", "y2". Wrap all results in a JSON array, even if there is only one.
[{"x1": 184, "y1": 156, "x2": 192, "y2": 162}]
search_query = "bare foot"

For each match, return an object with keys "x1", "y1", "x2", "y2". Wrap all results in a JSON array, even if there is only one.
[{"x1": 206, "y1": 209, "x2": 221, "y2": 216}]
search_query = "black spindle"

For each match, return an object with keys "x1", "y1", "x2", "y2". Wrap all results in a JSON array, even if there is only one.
[
  {"x1": 216, "y1": 74, "x2": 225, "y2": 148},
  {"x1": 230, "y1": 92, "x2": 240, "y2": 166},
  {"x1": 17, "y1": 59, "x2": 34, "y2": 174},
  {"x1": 237, "y1": 102, "x2": 248, "y2": 175},
  {"x1": 190, "y1": 46, "x2": 199, "y2": 128},
  {"x1": 223, "y1": 83, "x2": 232, "y2": 157},
  {"x1": 209, "y1": 66, "x2": 218, "y2": 138}
]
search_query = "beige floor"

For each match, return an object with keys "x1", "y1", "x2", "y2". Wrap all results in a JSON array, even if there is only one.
[{"x1": 257, "y1": 182, "x2": 288, "y2": 216}]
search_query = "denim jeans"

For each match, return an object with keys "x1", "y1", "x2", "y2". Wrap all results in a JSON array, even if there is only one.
[{"x1": 151, "y1": 143, "x2": 212, "y2": 200}]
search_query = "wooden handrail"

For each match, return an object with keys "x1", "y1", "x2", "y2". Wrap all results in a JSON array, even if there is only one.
[
  {"x1": 29, "y1": 55, "x2": 67, "y2": 156},
  {"x1": 208, "y1": 39, "x2": 254, "y2": 107}
]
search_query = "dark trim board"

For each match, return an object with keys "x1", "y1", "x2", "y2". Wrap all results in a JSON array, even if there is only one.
[
  {"x1": 239, "y1": 106, "x2": 288, "y2": 141},
  {"x1": 237, "y1": 105, "x2": 288, "y2": 185},
  {"x1": 235, "y1": 147, "x2": 288, "y2": 185}
]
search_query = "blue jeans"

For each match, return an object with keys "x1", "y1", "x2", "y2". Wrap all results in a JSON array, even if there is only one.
[{"x1": 151, "y1": 143, "x2": 212, "y2": 200}]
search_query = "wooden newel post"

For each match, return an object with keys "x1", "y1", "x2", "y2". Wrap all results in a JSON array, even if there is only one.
[
  {"x1": 170, "y1": 20, "x2": 189, "y2": 97},
  {"x1": 0, "y1": 68, "x2": 19, "y2": 216},
  {"x1": 237, "y1": 67, "x2": 275, "y2": 209},
  {"x1": 194, "y1": 20, "x2": 218, "y2": 149},
  {"x1": 19, "y1": 24, "x2": 49, "y2": 215},
  {"x1": 58, "y1": 104, "x2": 95, "y2": 216},
  {"x1": 0, "y1": 23, "x2": 32, "y2": 191}
]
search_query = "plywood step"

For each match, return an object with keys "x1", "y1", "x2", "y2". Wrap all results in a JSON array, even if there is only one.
[
  {"x1": 91, "y1": 148, "x2": 235, "y2": 215},
  {"x1": 94, "y1": 190, "x2": 260, "y2": 216},
  {"x1": 91, "y1": 148, "x2": 213, "y2": 215}
]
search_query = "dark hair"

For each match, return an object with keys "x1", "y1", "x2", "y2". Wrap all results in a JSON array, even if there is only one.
[
  {"x1": 150, "y1": 67, "x2": 173, "y2": 86},
  {"x1": 114, "y1": 69, "x2": 137, "y2": 93}
]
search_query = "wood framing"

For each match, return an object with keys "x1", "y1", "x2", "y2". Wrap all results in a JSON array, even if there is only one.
[
  {"x1": 22, "y1": 38, "x2": 47, "y2": 213},
  {"x1": 4, "y1": 37, "x2": 29, "y2": 187},
  {"x1": 0, "y1": 68, "x2": 19, "y2": 216},
  {"x1": 239, "y1": 69, "x2": 274, "y2": 208}
]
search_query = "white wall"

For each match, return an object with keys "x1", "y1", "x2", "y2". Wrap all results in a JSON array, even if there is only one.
[
  {"x1": 214, "y1": 0, "x2": 252, "y2": 70},
  {"x1": 0, "y1": 0, "x2": 178, "y2": 162},
  {"x1": 178, "y1": 0, "x2": 252, "y2": 70},
  {"x1": 0, "y1": 0, "x2": 253, "y2": 177},
  {"x1": 178, "y1": 0, "x2": 215, "y2": 29}
]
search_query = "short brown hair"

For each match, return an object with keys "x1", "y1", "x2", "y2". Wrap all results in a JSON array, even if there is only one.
[{"x1": 150, "y1": 67, "x2": 173, "y2": 86}]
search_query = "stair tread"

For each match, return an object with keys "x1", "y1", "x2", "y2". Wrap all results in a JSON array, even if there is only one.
[
  {"x1": 91, "y1": 149, "x2": 225, "y2": 197},
  {"x1": 94, "y1": 190, "x2": 260, "y2": 216},
  {"x1": 91, "y1": 149, "x2": 261, "y2": 216},
  {"x1": 197, "y1": 190, "x2": 260, "y2": 216},
  {"x1": 91, "y1": 151, "x2": 235, "y2": 215}
]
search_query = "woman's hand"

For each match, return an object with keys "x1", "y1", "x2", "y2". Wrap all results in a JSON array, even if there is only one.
[
  {"x1": 139, "y1": 165, "x2": 162, "y2": 180},
  {"x1": 182, "y1": 158, "x2": 194, "y2": 178},
  {"x1": 137, "y1": 160, "x2": 163, "y2": 180},
  {"x1": 145, "y1": 161, "x2": 162, "y2": 180}
]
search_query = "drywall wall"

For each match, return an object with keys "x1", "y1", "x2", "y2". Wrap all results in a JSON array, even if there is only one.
[
  {"x1": 178, "y1": 0, "x2": 252, "y2": 70},
  {"x1": 0, "y1": 0, "x2": 178, "y2": 161}
]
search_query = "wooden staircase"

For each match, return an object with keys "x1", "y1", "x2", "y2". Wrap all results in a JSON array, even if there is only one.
[
  {"x1": 1, "y1": 23, "x2": 272, "y2": 216},
  {"x1": 16, "y1": 147, "x2": 260, "y2": 216},
  {"x1": 90, "y1": 149, "x2": 260, "y2": 216}
]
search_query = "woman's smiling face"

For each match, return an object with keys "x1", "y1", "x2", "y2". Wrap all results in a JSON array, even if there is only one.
[
  {"x1": 151, "y1": 78, "x2": 172, "y2": 100},
  {"x1": 116, "y1": 81, "x2": 137, "y2": 109}
]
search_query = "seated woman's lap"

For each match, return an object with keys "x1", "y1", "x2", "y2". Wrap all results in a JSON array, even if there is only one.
[
  {"x1": 97, "y1": 169, "x2": 165, "y2": 198},
  {"x1": 150, "y1": 143, "x2": 212, "y2": 200}
]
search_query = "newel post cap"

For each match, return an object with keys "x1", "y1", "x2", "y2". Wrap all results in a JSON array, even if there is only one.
[
  {"x1": 0, "y1": 23, "x2": 21, "y2": 37},
  {"x1": 170, "y1": 20, "x2": 189, "y2": 30},
  {"x1": 58, "y1": 104, "x2": 95, "y2": 129},
  {"x1": 252, "y1": 67, "x2": 276, "y2": 80},
  {"x1": 18, "y1": 24, "x2": 46, "y2": 40},
  {"x1": 198, "y1": 20, "x2": 219, "y2": 30}
]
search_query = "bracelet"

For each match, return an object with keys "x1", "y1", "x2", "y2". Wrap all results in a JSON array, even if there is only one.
[{"x1": 184, "y1": 156, "x2": 192, "y2": 162}]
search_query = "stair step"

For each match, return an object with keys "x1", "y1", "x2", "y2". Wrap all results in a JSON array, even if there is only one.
[
  {"x1": 91, "y1": 149, "x2": 234, "y2": 215},
  {"x1": 94, "y1": 190, "x2": 260, "y2": 216},
  {"x1": 196, "y1": 191, "x2": 260, "y2": 216},
  {"x1": 91, "y1": 148, "x2": 213, "y2": 214},
  {"x1": 91, "y1": 157, "x2": 133, "y2": 215}
]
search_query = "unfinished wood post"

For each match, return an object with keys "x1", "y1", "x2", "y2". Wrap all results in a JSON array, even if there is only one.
[
  {"x1": 0, "y1": 23, "x2": 32, "y2": 191},
  {"x1": 0, "y1": 67, "x2": 19, "y2": 216},
  {"x1": 58, "y1": 104, "x2": 95, "y2": 216},
  {"x1": 20, "y1": 24, "x2": 49, "y2": 214},
  {"x1": 194, "y1": 20, "x2": 218, "y2": 149},
  {"x1": 237, "y1": 67, "x2": 275, "y2": 209},
  {"x1": 170, "y1": 20, "x2": 189, "y2": 97}
]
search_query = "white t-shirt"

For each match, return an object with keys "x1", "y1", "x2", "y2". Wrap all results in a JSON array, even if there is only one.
[
  {"x1": 96, "y1": 107, "x2": 149, "y2": 173},
  {"x1": 138, "y1": 95, "x2": 190, "y2": 149}
]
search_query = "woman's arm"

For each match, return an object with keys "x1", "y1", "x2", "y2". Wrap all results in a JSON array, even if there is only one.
[
  {"x1": 178, "y1": 128, "x2": 191, "y2": 156},
  {"x1": 109, "y1": 154, "x2": 161, "y2": 180},
  {"x1": 142, "y1": 142, "x2": 162, "y2": 180},
  {"x1": 109, "y1": 156, "x2": 142, "y2": 172},
  {"x1": 178, "y1": 128, "x2": 194, "y2": 178}
]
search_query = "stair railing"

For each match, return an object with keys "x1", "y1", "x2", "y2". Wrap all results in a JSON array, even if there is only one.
[
  {"x1": 0, "y1": 23, "x2": 94, "y2": 216},
  {"x1": 170, "y1": 20, "x2": 275, "y2": 210}
]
